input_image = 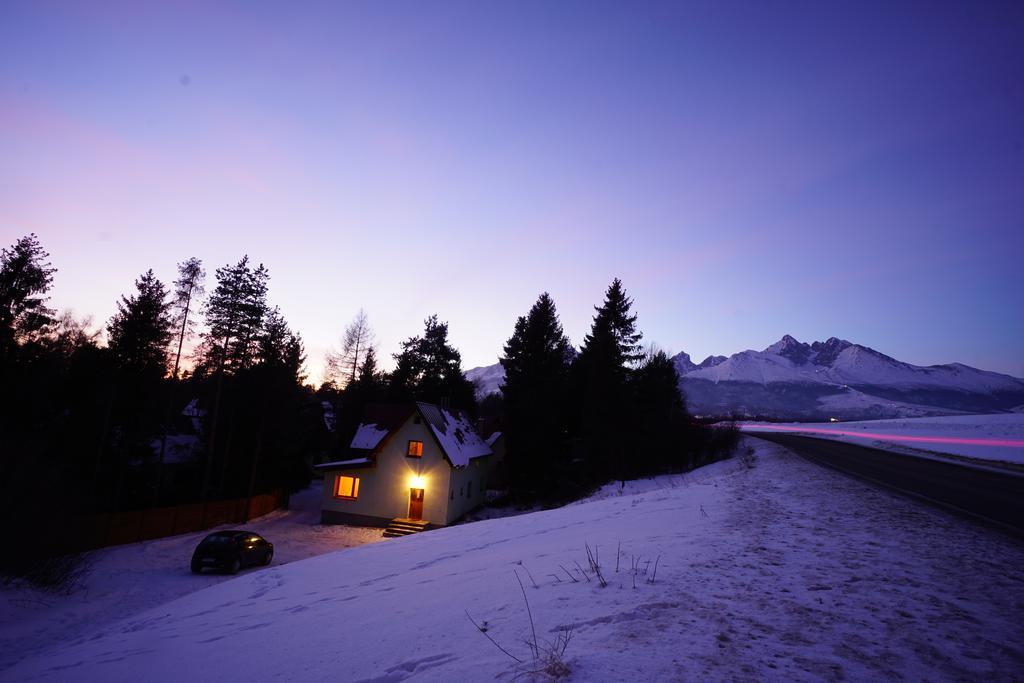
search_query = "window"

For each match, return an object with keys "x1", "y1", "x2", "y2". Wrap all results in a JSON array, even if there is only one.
[
  {"x1": 467, "y1": 481, "x2": 473, "y2": 498},
  {"x1": 460, "y1": 486, "x2": 464, "y2": 497},
  {"x1": 407, "y1": 440, "x2": 423, "y2": 457},
  {"x1": 334, "y1": 475, "x2": 360, "y2": 500},
  {"x1": 450, "y1": 490, "x2": 454, "y2": 501}
]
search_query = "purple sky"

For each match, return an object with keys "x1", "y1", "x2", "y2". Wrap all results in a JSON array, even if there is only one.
[{"x1": 2, "y1": 1, "x2": 1022, "y2": 381}]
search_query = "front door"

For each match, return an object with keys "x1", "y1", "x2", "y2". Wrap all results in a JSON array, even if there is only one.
[{"x1": 409, "y1": 488, "x2": 424, "y2": 520}]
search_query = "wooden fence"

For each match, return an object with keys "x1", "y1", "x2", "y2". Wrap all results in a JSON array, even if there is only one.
[{"x1": 70, "y1": 490, "x2": 285, "y2": 551}]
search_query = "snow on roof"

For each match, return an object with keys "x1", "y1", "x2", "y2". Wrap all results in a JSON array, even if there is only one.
[
  {"x1": 344, "y1": 402, "x2": 492, "y2": 467},
  {"x1": 181, "y1": 398, "x2": 205, "y2": 417},
  {"x1": 486, "y1": 431, "x2": 502, "y2": 447},
  {"x1": 416, "y1": 402, "x2": 492, "y2": 467},
  {"x1": 351, "y1": 423, "x2": 390, "y2": 450}
]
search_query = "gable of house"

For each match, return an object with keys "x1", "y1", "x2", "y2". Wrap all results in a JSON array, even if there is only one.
[{"x1": 318, "y1": 402, "x2": 493, "y2": 527}]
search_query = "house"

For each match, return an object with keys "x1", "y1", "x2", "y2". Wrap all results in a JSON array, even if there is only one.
[
  {"x1": 484, "y1": 430, "x2": 507, "y2": 490},
  {"x1": 316, "y1": 402, "x2": 493, "y2": 529}
]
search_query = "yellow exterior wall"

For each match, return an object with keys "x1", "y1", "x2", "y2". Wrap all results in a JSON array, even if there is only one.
[
  {"x1": 320, "y1": 412, "x2": 489, "y2": 526},
  {"x1": 443, "y1": 456, "x2": 489, "y2": 524}
]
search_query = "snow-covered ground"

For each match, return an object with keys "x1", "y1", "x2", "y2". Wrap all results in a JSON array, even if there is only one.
[
  {"x1": 742, "y1": 414, "x2": 1024, "y2": 466},
  {"x1": 0, "y1": 481, "x2": 381, "y2": 673},
  {"x1": 4, "y1": 438, "x2": 1023, "y2": 681}
]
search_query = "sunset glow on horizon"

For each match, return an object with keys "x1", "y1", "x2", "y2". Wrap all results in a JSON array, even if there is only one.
[{"x1": 2, "y1": 2, "x2": 1022, "y2": 382}]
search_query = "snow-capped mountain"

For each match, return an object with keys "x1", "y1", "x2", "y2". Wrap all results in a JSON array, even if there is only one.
[
  {"x1": 464, "y1": 335, "x2": 1024, "y2": 420},
  {"x1": 466, "y1": 362, "x2": 506, "y2": 397},
  {"x1": 679, "y1": 335, "x2": 1024, "y2": 419}
]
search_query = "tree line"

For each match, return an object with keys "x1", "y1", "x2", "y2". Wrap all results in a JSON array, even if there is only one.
[
  {"x1": 499, "y1": 280, "x2": 738, "y2": 503},
  {"x1": 0, "y1": 235, "x2": 319, "y2": 584},
  {"x1": 1, "y1": 233, "x2": 737, "y2": 584},
  {"x1": 318, "y1": 279, "x2": 738, "y2": 505}
]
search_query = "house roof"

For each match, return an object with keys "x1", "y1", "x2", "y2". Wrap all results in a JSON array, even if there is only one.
[
  {"x1": 349, "y1": 404, "x2": 417, "y2": 452},
  {"x1": 415, "y1": 402, "x2": 492, "y2": 467},
  {"x1": 342, "y1": 402, "x2": 491, "y2": 468}
]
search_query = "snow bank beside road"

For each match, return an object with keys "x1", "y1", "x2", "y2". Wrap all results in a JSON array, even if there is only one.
[
  {"x1": 742, "y1": 414, "x2": 1024, "y2": 465},
  {"x1": 6, "y1": 438, "x2": 1023, "y2": 681}
]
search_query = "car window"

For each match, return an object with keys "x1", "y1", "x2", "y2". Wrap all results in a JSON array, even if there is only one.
[{"x1": 200, "y1": 535, "x2": 233, "y2": 547}]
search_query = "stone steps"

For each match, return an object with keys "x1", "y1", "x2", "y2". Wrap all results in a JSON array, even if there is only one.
[{"x1": 382, "y1": 518, "x2": 430, "y2": 538}]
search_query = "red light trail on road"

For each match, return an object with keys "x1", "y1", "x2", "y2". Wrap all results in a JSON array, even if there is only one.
[{"x1": 741, "y1": 424, "x2": 1024, "y2": 448}]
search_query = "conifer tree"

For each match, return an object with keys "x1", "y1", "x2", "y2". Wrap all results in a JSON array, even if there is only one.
[
  {"x1": 389, "y1": 315, "x2": 475, "y2": 409},
  {"x1": 631, "y1": 348, "x2": 689, "y2": 475},
  {"x1": 580, "y1": 278, "x2": 643, "y2": 368},
  {"x1": 106, "y1": 270, "x2": 174, "y2": 510},
  {"x1": 199, "y1": 256, "x2": 269, "y2": 375},
  {"x1": 107, "y1": 269, "x2": 173, "y2": 376},
  {"x1": 283, "y1": 333, "x2": 307, "y2": 386},
  {"x1": 197, "y1": 256, "x2": 269, "y2": 499},
  {"x1": 257, "y1": 306, "x2": 306, "y2": 384},
  {"x1": 0, "y1": 234, "x2": 57, "y2": 355},
  {"x1": 169, "y1": 258, "x2": 205, "y2": 380},
  {"x1": 258, "y1": 306, "x2": 291, "y2": 367},
  {"x1": 500, "y1": 292, "x2": 573, "y2": 499},
  {"x1": 353, "y1": 347, "x2": 384, "y2": 391},
  {"x1": 573, "y1": 278, "x2": 644, "y2": 484}
]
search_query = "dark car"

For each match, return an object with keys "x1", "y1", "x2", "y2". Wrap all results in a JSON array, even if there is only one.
[{"x1": 191, "y1": 530, "x2": 274, "y2": 574}]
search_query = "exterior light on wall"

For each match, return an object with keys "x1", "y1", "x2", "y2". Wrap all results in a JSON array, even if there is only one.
[{"x1": 410, "y1": 475, "x2": 426, "y2": 489}]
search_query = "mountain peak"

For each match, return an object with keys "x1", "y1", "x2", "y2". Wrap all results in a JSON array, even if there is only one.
[
  {"x1": 810, "y1": 337, "x2": 854, "y2": 365},
  {"x1": 763, "y1": 334, "x2": 800, "y2": 352},
  {"x1": 764, "y1": 335, "x2": 811, "y2": 364},
  {"x1": 671, "y1": 351, "x2": 697, "y2": 374}
]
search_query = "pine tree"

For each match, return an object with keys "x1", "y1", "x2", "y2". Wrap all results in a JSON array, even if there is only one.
[
  {"x1": 388, "y1": 315, "x2": 475, "y2": 409},
  {"x1": 580, "y1": 278, "x2": 643, "y2": 368},
  {"x1": 257, "y1": 307, "x2": 291, "y2": 367},
  {"x1": 500, "y1": 293, "x2": 573, "y2": 499},
  {"x1": 105, "y1": 270, "x2": 174, "y2": 511},
  {"x1": 197, "y1": 256, "x2": 269, "y2": 500},
  {"x1": 169, "y1": 258, "x2": 205, "y2": 380},
  {"x1": 0, "y1": 234, "x2": 57, "y2": 355},
  {"x1": 283, "y1": 332, "x2": 307, "y2": 386},
  {"x1": 573, "y1": 278, "x2": 644, "y2": 484},
  {"x1": 631, "y1": 348, "x2": 689, "y2": 475},
  {"x1": 256, "y1": 306, "x2": 307, "y2": 385},
  {"x1": 107, "y1": 269, "x2": 173, "y2": 376},
  {"x1": 353, "y1": 347, "x2": 384, "y2": 391},
  {"x1": 199, "y1": 256, "x2": 269, "y2": 375},
  {"x1": 155, "y1": 257, "x2": 203, "y2": 507}
]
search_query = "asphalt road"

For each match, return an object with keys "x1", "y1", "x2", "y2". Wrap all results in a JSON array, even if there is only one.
[{"x1": 751, "y1": 433, "x2": 1024, "y2": 535}]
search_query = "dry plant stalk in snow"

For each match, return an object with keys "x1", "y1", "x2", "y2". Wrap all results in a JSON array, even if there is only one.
[
  {"x1": 466, "y1": 569, "x2": 573, "y2": 680},
  {"x1": 585, "y1": 543, "x2": 608, "y2": 588}
]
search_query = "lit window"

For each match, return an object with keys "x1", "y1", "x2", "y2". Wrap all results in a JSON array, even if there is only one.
[
  {"x1": 407, "y1": 440, "x2": 423, "y2": 457},
  {"x1": 334, "y1": 475, "x2": 360, "y2": 500}
]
